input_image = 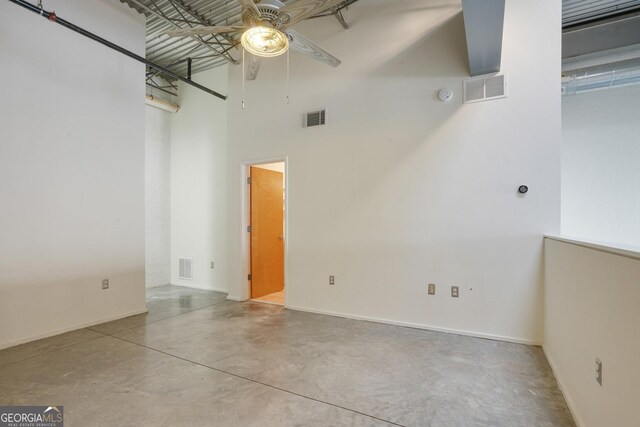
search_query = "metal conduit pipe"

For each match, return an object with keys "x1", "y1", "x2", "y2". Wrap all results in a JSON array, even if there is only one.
[
  {"x1": 7, "y1": 0, "x2": 227, "y2": 100},
  {"x1": 562, "y1": 62, "x2": 640, "y2": 95}
]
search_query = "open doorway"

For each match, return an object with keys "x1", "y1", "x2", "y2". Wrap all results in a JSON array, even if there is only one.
[{"x1": 247, "y1": 162, "x2": 286, "y2": 306}]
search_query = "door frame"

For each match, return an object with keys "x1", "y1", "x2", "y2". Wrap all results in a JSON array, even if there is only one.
[{"x1": 240, "y1": 156, "x2": 289, "y2": 306}]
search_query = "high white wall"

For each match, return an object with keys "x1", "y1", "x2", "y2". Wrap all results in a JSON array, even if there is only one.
[
  {"x1": 562, "y1": 85, "x2": 640, "y2": 247},
  {"x1": 544, "y1": 237, "x2": 640, "y2": 427},
  {"x1": 227, "y1": 0, "x2": 561, "y2": 343},
  {"x1": 170, "y1": 67, "x2": 229, "y2": 292},
  {"x1": 145, "y1": 105, "x2": 172, "y2": 288},
  {"x1": 0, "y1": 0, "x2": 147, "y2": 348}
]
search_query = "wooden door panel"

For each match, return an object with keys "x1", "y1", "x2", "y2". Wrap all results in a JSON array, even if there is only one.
[{"x1": 250, "y1": 167, "x2": 284, "y2": 299}]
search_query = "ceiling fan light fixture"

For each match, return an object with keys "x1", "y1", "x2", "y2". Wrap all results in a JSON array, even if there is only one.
[{"x1": 241, "y1": 26, "x2": 289, "y2": 57}]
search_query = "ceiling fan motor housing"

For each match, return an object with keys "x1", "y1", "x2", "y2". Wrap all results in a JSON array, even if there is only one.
[{"x1": 243, "y1": 0, "x2": 289, "y2": 28}]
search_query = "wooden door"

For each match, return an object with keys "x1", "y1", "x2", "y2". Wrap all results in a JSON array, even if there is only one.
[{"x1": 250, "y1": 167, "x2": 284, "y2": 299}]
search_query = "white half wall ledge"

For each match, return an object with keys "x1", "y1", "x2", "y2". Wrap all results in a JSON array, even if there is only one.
[
  {"x1": 544, "y1": 237, "x2": 640, "y2": 427},
  {"x1": 544, "y1": 234, "x2": 640, "y2": 260}
]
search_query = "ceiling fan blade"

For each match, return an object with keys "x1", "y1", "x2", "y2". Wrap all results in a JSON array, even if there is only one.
[
  {"x1": 166, "y1": 26, "x2": 246, "y2": 38},
  {"x1": 246, "y1": 54, "x2": 263, "y2": 80},
  {"x1": 286, "y1": 29, "x2": 341, "y2": 67},
  {"x1": 236, "y1": 0, "x2": 261, "y2": 17},
  {"x1": 280, "y1": 0, "x2": 344, "y2": 27}
]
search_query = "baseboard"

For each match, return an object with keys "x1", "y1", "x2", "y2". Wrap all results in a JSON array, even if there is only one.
[
  {"x1": 286, "y1": 304, "x2": 540, "y2": 346},
  {"x1": 542, "y1": 346, "x2": 584, "y2": 427},
  {"x1": 250, "y1": 299, "x2": 284, "y2": 307},
  {"x1": 226, "y1": 294, "x2": 246, "y2": 302},
  {"x1": 0, "y1": 308, "x2": 149, "y2": 351},
  {"x1": 146, "y1": 282, "x2": 171, "y2": 289},
  {"x1": 170, "y1": 282, "x2": 228, "y2": 293}
]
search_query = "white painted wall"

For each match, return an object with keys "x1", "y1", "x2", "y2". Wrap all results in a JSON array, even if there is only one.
[
  {"x1": 544, "y1": 237, "x2": 640, "y2": 427},
  {"x1": 170, "y1": 66, "x2": 229, "y2": 292},
  {"x1": 145, "y1": 105, "x2": 172, "y2": 288},
  {"x1": 0, "y1": 0, "x2": 146, "y2": 348},
  {"x1": 227, "y1": 0, "x2": 561, "y2": 343},
  {"x1": 562, "y1": 85, "x2": 640, "y2": 247}
]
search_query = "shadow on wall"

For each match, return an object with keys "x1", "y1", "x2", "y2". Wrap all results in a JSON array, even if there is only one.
[{"x1": 371, "y1": 11, "x2": 469, "y2": 79}]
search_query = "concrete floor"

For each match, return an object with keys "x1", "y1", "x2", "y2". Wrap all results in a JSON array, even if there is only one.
[{"x1": 0, "y1": 285, "x2": 574, "y2": 426}]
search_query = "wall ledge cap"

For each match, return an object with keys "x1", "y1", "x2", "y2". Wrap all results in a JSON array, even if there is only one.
[{"x1": 545, "y1": 234, "x2": 640, "y2": 260}]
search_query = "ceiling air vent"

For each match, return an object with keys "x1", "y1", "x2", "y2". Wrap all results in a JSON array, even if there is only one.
[
  {"x1": 463, "y1": 74, "x2": 507, "y2": 103},
  {"x1": 303, "y1": 109, "x2": 326, "y2": 128},
  {"x1": 178, "y1": 257, "x2": 192, "y2": 280}
]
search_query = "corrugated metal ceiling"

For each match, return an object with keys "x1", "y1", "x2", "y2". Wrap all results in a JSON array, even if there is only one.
[
  {"x1": 563, "y1": 0, "x2": 640, "y2": 27},
  {"x1": 120, "y1": 0, "x2": 640, "y2": 89},
  {"x1": 121, "y1": 0, "x2": 249, "y2": 78},
  {"x1": 120, "y1": 0, "x2": 355, "y2": 86}
]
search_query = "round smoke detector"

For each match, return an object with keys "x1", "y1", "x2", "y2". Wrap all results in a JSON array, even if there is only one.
[{"x1": 438, "y1": 88, "x2": 453, "y2": 102}]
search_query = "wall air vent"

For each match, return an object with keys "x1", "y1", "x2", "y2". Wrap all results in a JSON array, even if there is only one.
[
  {"x1": 178, "y1": 257, "x2": 192, "y2": 280},
  {"x1": 303, "y1": 109, "x2": 326, "y2": 128},
  {"x1": 463, "y1": 74, "x2": 507, "y2": 103}
]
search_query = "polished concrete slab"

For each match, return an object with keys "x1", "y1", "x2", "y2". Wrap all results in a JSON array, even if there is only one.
[
  {"x1": 0, "y1": 328, "x2": 104, "y2": 367},
  {"x1": 0, "y1": 285, "x2": 574, "y2": 426},
  {"x1": 88, "y1": 284, "x2": 227, "y2": 334},
  {"x1": 0, "y1": 335, "x2": 388, "y2": 426}
]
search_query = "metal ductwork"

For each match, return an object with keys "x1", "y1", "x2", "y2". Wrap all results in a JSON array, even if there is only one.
[
  {"x1": 563, "y1": 11, "x2": 640, "y2": 64},
  {"x1": 563, "y1": 0, "x2": 640, "y2": 27},
  {"x1": 562, "y1": 10, "x2": 640, "y2": 95},
  {"x1": 562, "y1": 61, "x2": 640, "y2": 95},
  {"x1": 461, "y1": 0, "x2": 505, "y2": 77}
]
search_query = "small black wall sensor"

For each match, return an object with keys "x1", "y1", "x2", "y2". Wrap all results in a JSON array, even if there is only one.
[{"x1": 518, "y1": 185, "x2": 529, "y2": 194}]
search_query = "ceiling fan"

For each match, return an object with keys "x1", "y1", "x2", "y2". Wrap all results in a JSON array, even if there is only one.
[{"x1": 166, "y1": 0, "x2": 344, "y2": 80}]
